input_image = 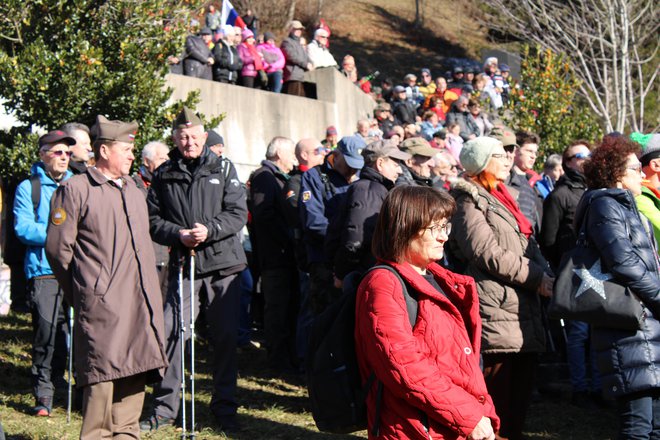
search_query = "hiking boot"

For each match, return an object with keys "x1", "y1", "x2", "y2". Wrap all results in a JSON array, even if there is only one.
[
  {"x1": 215, "y1": 415, "x2": 242, "y2": 434},
  {"x1": 33, "y1": 396, "x2": 52, "y2": 417},
  {"x1": 139, "y1": 414, "x2": 175, "y2": 432}
]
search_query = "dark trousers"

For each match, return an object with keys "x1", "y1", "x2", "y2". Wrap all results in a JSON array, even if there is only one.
[
  {"x1": 284, "y1": 80, "x2": 305, "y2": 97},
  {"x1": 28, "y1": 277, "x2": 69, "y2": 399},
  {"x1": 617, "y1": 390, "x2": 660, "y2": 440},
  {"x1": 308, "y1": 262, "x2": 341, "y2": 315},
  {"x1": 482, "y1": 352, "x2": 538, "y2": 440},
  {"x1": 261, "y1": 267, "x2": 300, "y2": 371},
  {"x1": 152, "y1": 271, "x2": 241, "y2": 420}
]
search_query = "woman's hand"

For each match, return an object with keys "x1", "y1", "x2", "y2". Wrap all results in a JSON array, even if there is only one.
[
  {"x1": 538, "y1": 273, "x2": 555, "y2": 298},
  {"x1": 468, "y1": 416, "x2": 495, "y2": 440}
]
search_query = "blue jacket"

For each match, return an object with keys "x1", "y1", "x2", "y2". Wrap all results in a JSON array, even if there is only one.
[
  {"x1": 576, "y1": 188, "x2": 660, "y2": 398},
  {"x1": 13, "y1": 163, "x2": 72, "y2": 279},
  {"x1": 299, "y1": 158, "x2": 352, "y2": 265}
]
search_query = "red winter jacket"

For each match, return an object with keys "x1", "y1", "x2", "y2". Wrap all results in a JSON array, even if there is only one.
[{"x1": 355, "y1": 261, "x2": 499, "y2": 439}]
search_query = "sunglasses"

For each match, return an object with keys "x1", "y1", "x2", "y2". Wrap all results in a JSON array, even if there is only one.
[
  {"x1": 568, "y1": 152, "x2": 591, "y2": 160},
  {"x1": 313, "y1": 146, "x2": 330, "y2": 155},
  {"x1": 503, "y1": 145, "x2": 516, "y2": 153},
  {"x1": 45, "y1": 149, "x2": 73, "y2": 157}
]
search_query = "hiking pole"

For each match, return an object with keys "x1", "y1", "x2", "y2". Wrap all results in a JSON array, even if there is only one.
[
  {"x1": 178, "y1": 256, "x2": 187, "y2": 440},
  {"x1": 189, "y1": 249, "x2": 196, "y2": 439},
  {"x1": 67, "y1": 306, "x2": 74, "y2": 424}
]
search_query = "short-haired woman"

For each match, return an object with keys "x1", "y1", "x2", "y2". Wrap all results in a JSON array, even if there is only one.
[
  {"x1": 579, "y1": 136, "x2": 660, "y2": 439},
  {"x1": 355, "y1": 185, "x2": 499, "y2": 439}
]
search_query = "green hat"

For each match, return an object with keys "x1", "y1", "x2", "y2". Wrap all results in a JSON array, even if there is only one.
[
  {"x1": 460, "y1": 136, "x2": 502, "y2": 176},
  {"x1": 490, "y1": 125, "x2": 518, "y2": 148},
  {"x1": 399, "y1": 137, "x2": 437, "y2": 158},
  {"x1": 91, "y1": 115, "x2": 138, "y2": 143},
  {"x1": 173, "y1": 107, "x2": 204, "y2": 130}
]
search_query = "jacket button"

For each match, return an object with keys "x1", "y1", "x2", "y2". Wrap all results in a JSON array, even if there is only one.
[
  {"x1": 464, "y1": 347, "x2": 472, "y2": 355},
  {"x1": 478, "y1": 395, "x2": 485, "y2": 403}
]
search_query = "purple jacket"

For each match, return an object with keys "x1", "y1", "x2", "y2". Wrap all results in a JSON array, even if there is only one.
[{"x1": 237, "y1": 43, "x2": 261, "y2": 78}]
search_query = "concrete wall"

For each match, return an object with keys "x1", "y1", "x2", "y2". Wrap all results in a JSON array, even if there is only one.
[{"x1": 165, "y1": 67, "x2": 375, "y2": 181}]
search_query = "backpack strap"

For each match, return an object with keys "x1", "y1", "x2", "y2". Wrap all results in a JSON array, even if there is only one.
[{"x1": 29, "y1": 175, "x2": 41, "y2": 221}]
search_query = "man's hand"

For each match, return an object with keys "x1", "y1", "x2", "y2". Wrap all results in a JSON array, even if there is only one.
[
  {"x1": 190, "y1": 223, "x2": 208, "y2": 243},
  {"x1": 179, "y1": 229, "x2": 197, "y2": 248},
  {"x1": 207, "y1": 57, "x2": 215, "y2": 65}
]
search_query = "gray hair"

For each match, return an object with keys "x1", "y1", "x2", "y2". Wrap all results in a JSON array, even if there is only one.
[
  {"x1": 60, "y1": 122, "x2": 90, "y2": 135},
  {"x1": 142, "y1": 141, "x2": 169, "y2": 160},
  {"x1": 266, "y1": 136, "x2": 295, "y2": 160},
  {"x1": 544, "y1": 153, "x2": 562, "y2": 172}
]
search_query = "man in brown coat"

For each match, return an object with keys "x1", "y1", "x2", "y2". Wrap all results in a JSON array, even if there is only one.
[{"x1": 46, "y1": 115, "x2": 167, "y2": 439}]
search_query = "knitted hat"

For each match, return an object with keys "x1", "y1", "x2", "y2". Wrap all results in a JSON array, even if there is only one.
[
  {"x1": 460, "y1": 136, "x2": 503, "y2": 176},
  {"x1": 242, "y1": 29, "x2": 254, "y2": 41}
]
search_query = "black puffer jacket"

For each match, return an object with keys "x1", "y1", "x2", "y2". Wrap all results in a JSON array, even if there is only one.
[
  {"x1": 212, "y1": 40, "x2": 243, "y2": 83},
  {"x1": 330, "y1": 167, "x2": 394, "y2": 279},
  {"x1": 183, "y1": 35, "x2": 212, "y2": 80},
  {"x1": 539, "y1": 168, "x2": 587, "y2": 269},
  {"x1": 147, "y1": 147, "x2": 247, "y2": 276},
  {"x1": 576, "y1": 188, "x2": 660, "y2": 398}
]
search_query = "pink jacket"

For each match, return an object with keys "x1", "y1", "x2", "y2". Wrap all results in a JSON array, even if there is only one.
[{"x1": 257, "y1": 42, "x2": 285, "y2": 74}]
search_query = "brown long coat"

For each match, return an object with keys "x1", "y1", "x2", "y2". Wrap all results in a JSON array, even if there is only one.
[
  {"x1": 46, "y1": 168, "x2": 167, "y2": 386},
  {"x1": 449, "y1": 178, "x2": 547, "y2": 354}
]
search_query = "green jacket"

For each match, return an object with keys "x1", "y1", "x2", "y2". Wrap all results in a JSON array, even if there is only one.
[{"x1": 635, "y1": 185, "x2": 660, "y2": 245}]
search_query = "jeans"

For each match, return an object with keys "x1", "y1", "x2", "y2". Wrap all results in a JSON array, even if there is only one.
[
  {"x1": 566, "y1": 320, "x2": 601, "y2": 392},
  {"x1": 617, "y1": 390, "x2": 660, "y2": 439},
  {"x1": 268, "y1": 70, "x2": 283, "y2": 93}
]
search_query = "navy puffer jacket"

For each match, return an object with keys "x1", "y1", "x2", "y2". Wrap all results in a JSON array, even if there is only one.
[{"x1": 575, "y1": 188, "x2": 660, "y2": 398}]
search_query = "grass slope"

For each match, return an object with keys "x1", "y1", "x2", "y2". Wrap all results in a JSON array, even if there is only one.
[{"x1": 1, "y1": 309, "x2": 617, "y2": 439}]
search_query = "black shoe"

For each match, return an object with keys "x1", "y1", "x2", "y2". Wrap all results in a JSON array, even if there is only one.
[
  {"x1": 140, "y1": 414, "x2": 175, "y2": 432},
  {"x1": 33, "y1": 396, "x2": 52, "y2": 417},
  {"x1": 590, "y1": 391, "x2": 614, "y2": 409},
  {"x1": 215, "y1": 415, "x2": 242, "y2": 434},
  {"x1": 571, "y1": 391, "x2": 597, "y2": 409}
]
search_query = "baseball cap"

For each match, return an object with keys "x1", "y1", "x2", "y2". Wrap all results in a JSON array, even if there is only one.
[
  {"x1": 39, "y1": 130, "x2": 76, "y2": 149},
  {"x1": 362, "y1": 140, "x2": 411, "y2": 163},
  {"x1": 393, "y1": 85, "x2": 406, "y2": 93},
  {"x1": 399, "y1": 137, "x2": 437, "y2": 158},
  {"x1": 490, "y1": 126, "x2": 518, "y2": 149},
  {"x1": 337, "y1": 136, "x2": 366, "y2": 169}
]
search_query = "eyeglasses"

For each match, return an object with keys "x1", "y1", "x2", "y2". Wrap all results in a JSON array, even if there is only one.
[
  {"x1": 425, "y1": 222, "x2": 452, "y2": 237},
  {"x1": 568, "y1": 152, "x2": 591, "y2": 161},
  {"x1": 313, "y1": 146, "x2": 329, "y2": 155},
  {"x1": 627, "y1": 163, "x2": 642, "y2": 173},
  {"x1": 491, "y1": 153, "x2": 508, "y2": 159},
  {"x1": 44, "y1": 149, "x2": 73, "y2": 157}
]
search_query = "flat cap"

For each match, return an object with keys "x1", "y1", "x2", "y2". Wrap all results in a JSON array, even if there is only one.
[
  {"x1": 362, "y1": 140, "x2": 411, "y2": 163},
  {"x1": 173, "y1": 107, "x2": 204, "y2": 130},
  {"x1": 91, "y1": 115, "x2": 138, "y2": 143}
]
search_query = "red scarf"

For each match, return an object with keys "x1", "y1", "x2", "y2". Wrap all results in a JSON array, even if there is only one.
[
  {"x1": 245, "y1": 42, "x2": 263, "y2": 71},
  {"x1": 490, "y1": 183, "x2": 533, "y2": 238}
]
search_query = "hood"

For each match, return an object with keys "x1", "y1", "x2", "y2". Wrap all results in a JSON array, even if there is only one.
[
  {"x1": 556, "y1": 167, "x2": 586, "y2": 189},
  {"x1": 450, "y1": 177, "x2": 480, "y2": 202}
]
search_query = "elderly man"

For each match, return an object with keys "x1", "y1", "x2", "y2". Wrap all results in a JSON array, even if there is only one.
[
  {"x1": 60, "y1": 122, "x2": 92, "y2": 174},
  {"x1": 249, "y1": 137, "x2": 300, "y2": 374},
  {"x1": 331, "y1": 140, "x2": 411, "y2": 280},
  {"x1": 143, "y1": 108, "x2": 248, "y2": 433},
  {"x1": 212, "y1": 25, "x2": 243, "y2": 84},
  {"x1": 281, "y1": 20, "x2": 313, "y2": 96},
  {"x1": 307, "y1": 28, "x2": 337, "y2": 69},
  {"x1": 46, "y1": 116, "x2": 167, "y2": 438},
  {"x1": 396, "y1": 137, "x2": 437, "y2": 187},
  {"x1": 14, "y1": 130, "x2": 75, "y2": 417},
  {"x1": 184, "y1": 27, "x2": 214, "y2": 80}
]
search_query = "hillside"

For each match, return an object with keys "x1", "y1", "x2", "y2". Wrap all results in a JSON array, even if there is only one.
[{"x1": 322, "y1": 0, "x2": 494, "y2": 82}]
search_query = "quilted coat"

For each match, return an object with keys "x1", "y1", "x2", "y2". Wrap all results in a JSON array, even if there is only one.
[
  {"x1": 448, "y1": 178, "x2": 547, "y2": 353},
  {"x1": 355, "y1": 261, "x2": 500, "y2": 439},
  {"x1": 576, "y1": 188, "x2": 660, "y2": 398}
]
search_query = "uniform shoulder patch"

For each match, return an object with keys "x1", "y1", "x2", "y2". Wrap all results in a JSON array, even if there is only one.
[
  {"x1": 286, "y1": 190, "x2": 296, "y2": 200},
  {"x1": 51, "y1": 208, "x2": 67, "y2": 226},
  {"x1": 302, "y1": 191, "x2": 311, "y2": 203}
]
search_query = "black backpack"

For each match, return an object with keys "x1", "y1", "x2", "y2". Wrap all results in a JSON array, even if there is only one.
[
  {"x1": 3, "y1": 175, "x2": 41, "y2": 265},
  {"x1": 305, "y1": 265, "x2": 418, "y2": 435}
]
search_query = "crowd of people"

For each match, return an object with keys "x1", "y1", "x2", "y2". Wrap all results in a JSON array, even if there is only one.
[{"x1": 4, "y1": 8, "x2": 660, "y2": 440}]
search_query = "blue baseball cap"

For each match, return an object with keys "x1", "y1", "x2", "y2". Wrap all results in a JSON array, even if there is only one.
[{"x1": 337, "y1": 135, "x2": 366, "y2": 169}]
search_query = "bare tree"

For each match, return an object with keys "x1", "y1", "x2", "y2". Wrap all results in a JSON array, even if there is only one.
[{"x1": 481, "y1": 0, "x2": 659, "y2": 132}]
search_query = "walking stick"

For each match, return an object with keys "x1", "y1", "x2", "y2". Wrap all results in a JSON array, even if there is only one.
[
  {"x1": 178, "y1": 256, "x2": 187, "y2": 440},
  {"x1": 67, "y1": 306, "x2": 74, "y2": 424},
  {"x1": 189, "y1": 249, "x2": 196, "y2": 439}
]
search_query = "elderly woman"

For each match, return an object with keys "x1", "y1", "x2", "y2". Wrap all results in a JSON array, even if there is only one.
[
  {"x1": 449, "y1": 137, "x2": 554, "y2": 440},
  {"x1": 578, "y1": 136, "x2": 660, "y2": 439},
  {"x1": 355, "y1": 185, "x2": 499, "y2": 440}
]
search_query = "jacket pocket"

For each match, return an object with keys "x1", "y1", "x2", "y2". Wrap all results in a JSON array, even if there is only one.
[{"x1": 93, "y1": 265, "x2": 109, "y2": 297}]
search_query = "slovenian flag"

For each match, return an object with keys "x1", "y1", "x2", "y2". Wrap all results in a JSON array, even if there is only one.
[{"x1": 221, "y1": 0, "x2": 246, "y2": 29}]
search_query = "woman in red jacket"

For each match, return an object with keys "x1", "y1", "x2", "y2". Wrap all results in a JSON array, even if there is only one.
[{"x1": 355, "y1": 185, "x2": 499, "y2": 440}]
